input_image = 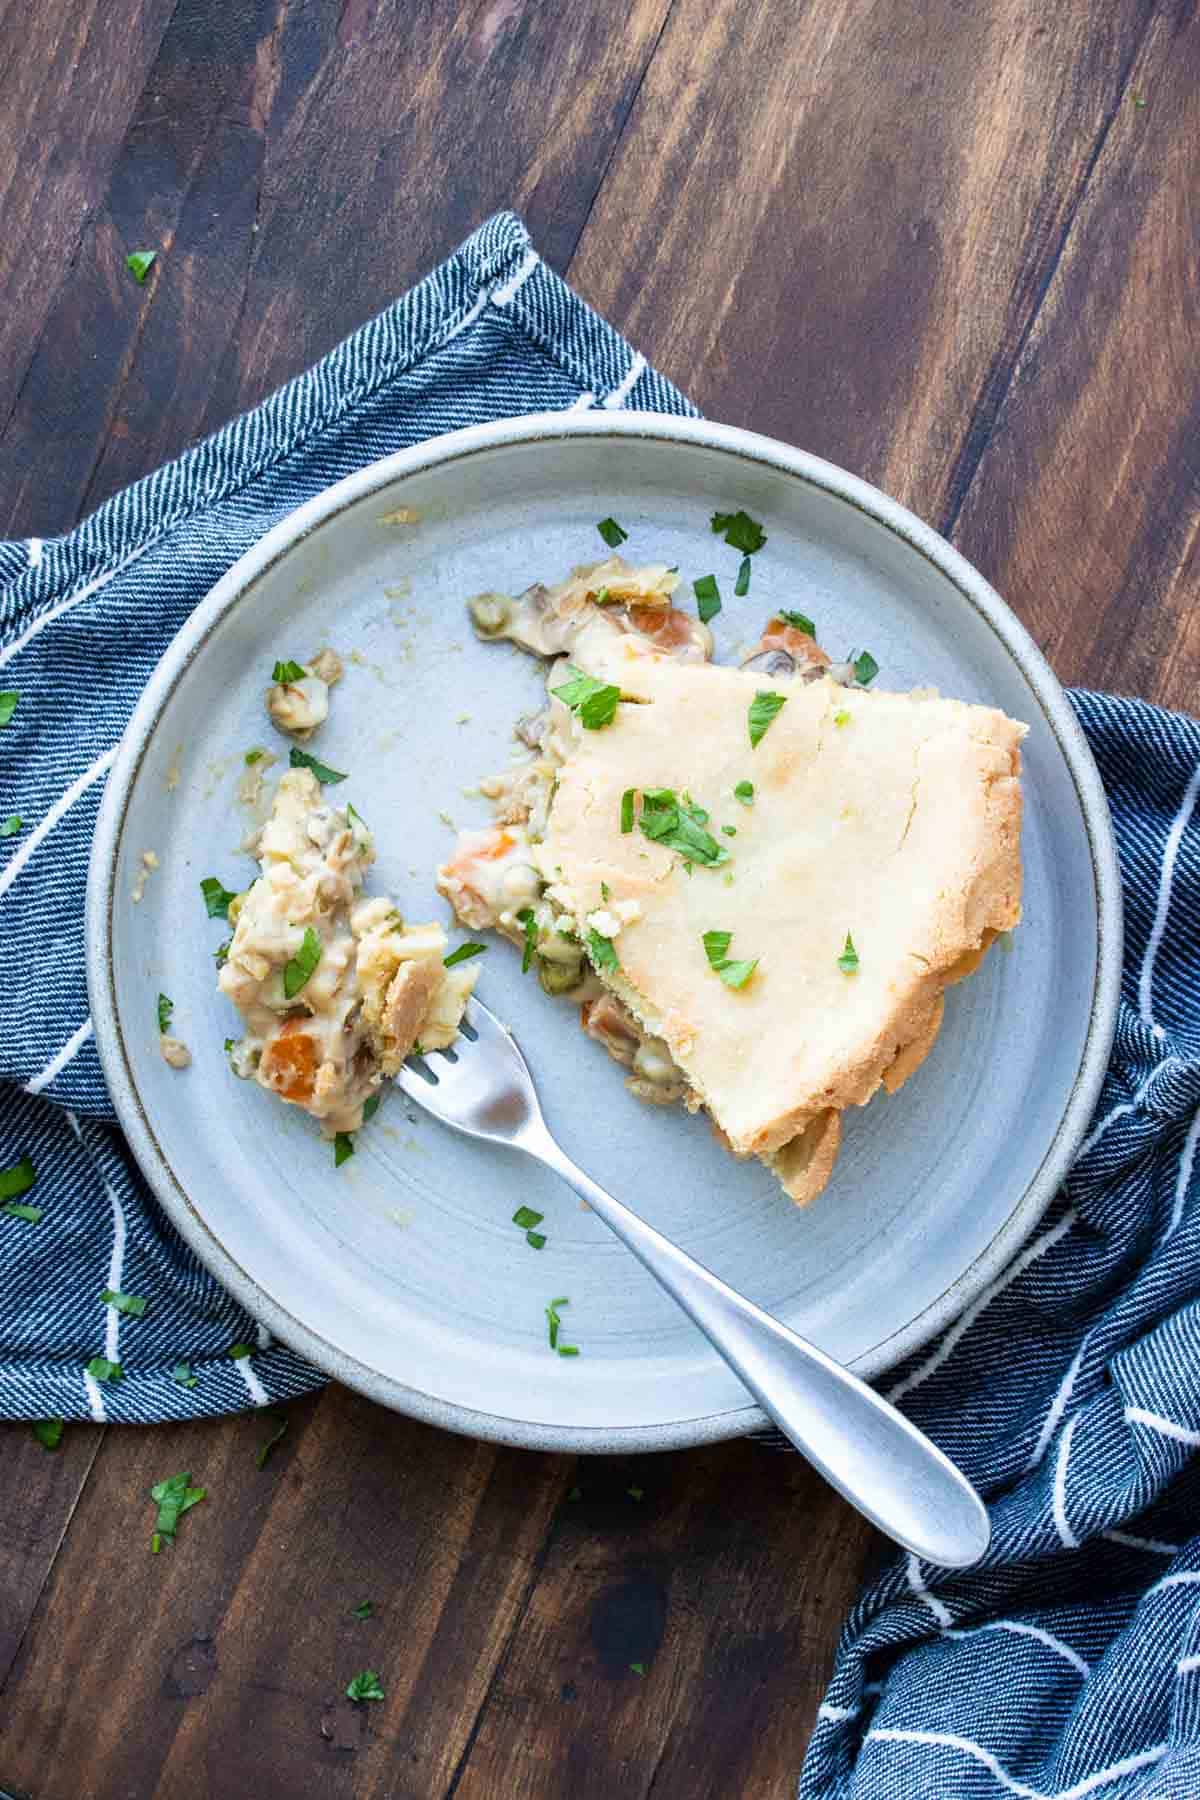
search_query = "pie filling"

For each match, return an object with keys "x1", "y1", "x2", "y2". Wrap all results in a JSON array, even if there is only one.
[
  {"x1": 438, "y1": 556, "x2": 1025, "y2": 1205},
  {"x1": 220, "y1": 767, "x2": 477, "y2": 1135}
]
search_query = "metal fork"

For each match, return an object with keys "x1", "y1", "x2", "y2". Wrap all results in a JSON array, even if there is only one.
[{"x1": 399, "y1": 997, "x2": 990, "y2": 1567}]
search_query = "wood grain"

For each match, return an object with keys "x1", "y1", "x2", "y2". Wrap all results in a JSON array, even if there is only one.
[
  {"x1": 950, "y1": 1, "x2": 1200, "y2": 704},
  {"x1": 0, "y1": 0, "x2": 675, "y2": 538}
]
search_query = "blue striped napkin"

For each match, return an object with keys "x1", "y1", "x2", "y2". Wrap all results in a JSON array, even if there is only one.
[{"x1": 2, "y1": 211, "x2": 1198, "y2": 1797}]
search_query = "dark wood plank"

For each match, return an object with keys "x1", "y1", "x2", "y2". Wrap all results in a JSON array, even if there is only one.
[
  {"x1": 568, "y1": 0, "x2": 1157, "y2": 535},
  {"x1": 452, "y1": 1444, "x2": 871, "y2": 1800},
  {"x1": 0, "y1": 1423, "x2": 103, "y2": 1691},
  {"x1": 949, "y1": 3, "x2": 1200, "y2": 708},
  {"x1": 0, "y1": 1389, "x2": 563, "y2": 1799},
  {"x1": 0, "y1": 0, "x2": 177, "y2": 436},
  {"x1": 0, "y1": 0, "x2": 675, "y2": 539}
]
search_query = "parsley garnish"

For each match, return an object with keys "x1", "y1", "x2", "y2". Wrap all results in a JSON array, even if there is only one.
[
  {"x1": 150, "y1": 1470, "x2": 205, "y2": 1550},
  {"x1": 546, "y1": 1296, "x2": 569, "y2": 1350},
  {"x1": 2, "y1": 1202, "x2": 41, "y2": 1223},
  {"x1": 102, "y1": 1288, "x2": 148, "y2": 1317},
  {"x1": 552, "y1": 666, "x2": 621, "y2": 730},
  {"x1": 702, "y1": 930, "x2": 758, "y2": 989},
  {"x1": 32, "y1": 1419, "x2": 64, "y2": 1451},
  {"x1": 834, "y1": 709, "x2": 850, "y2": 726},
  {"x1": 444, "y1": 941, "x2": 486, "y2": 967},
  {"x1": 526, "y1": 1231, "x2": 547, "y2": 1250},
  {"x1": 86, "y1": 1357, "x2": 123, "y2": 1382},
  {"x1": 334, "y1": 1132, "x2": 355, "y2": 1167},
  {"x1": 283, "y1": 925, "x2": 322, "y2": 998},
  {"x1": 721, "y1": 825, "x2": 736, "y2": 837},
  {"x1": 352, "y1": 1600, "x2": 373, "y2": 1620},
  {"x1": 157, "y1": 993, "x2": 173, "y2": 1034},
  {"x1": 837, "y1": 933, "x2": 860, "y2": 974},
  {"x1": 734, "y1": 781, "x2": 754, "y2": 805},
  {"x1": 597, "y1": 517, "x2": 628, "y2": 548},
  {"x1": 228, "y1": 1342, "x2": 254, "y2": 1360},
  {"x1": 711, "y1": 510, "x2": 767, "y2": 555},
  {"x1": 517, "y1": 907, "x2": 538, "y2": 973},
  {"x1": 0, "y1": 693, "x2": 17, "y2": 727},
  {"x1": 852, "y1": 650, "x2": 879, "y2": 686},
  {"x1": 777, "y1": 609, "x2": 815, "y2": 636},
  {"x1": 271, "y1": 659, "x2": 308, "y2": 683},
  {"x1": 637, "y1": 788, "x2": 729, "y2": 866},
  {"x1": 362, "y1": 1094, "x2": 382, "y2": 1123},
  {"x1": 200, "y1": 877, "x2": 237, "y2": 919},
  {"x1": 0, "y1": 1156, "x2": 37, "y2": 1202},
  {"x1": 559, "y1": 1345, "x2": 581, "y2": 1358},
  {"x1": 586, "y1": 929, "x2": 620, "y2": 973},
  {"x1": 748, "y1": 690, "x2": 787, "y2": 747},
  {"x1": 256, "y1": 1414, "x2": 288, "y2": 1469},
  {"x1": 173, "y1": 1362, "x2": 198, "y2": 1389},
  {"x1": 513, "y1": 1206, "x2": 544, "y2": 1230},
  {"x1": 244, "y1": 747, "x2": 265, "y2": 765},
  {"x1": 1, "y1": 814, "x2": 21, "y2": 836},
  {"x1": 734, "y1": 556, "x2": 751, "y2": 597},
  {"x1": 214, "y1": 938, "x2": 231, "y2": 968},
  {"x1": 346, "y1": 1670, "x2": 385, "y2": 1703},
  {"x1": 126, "y1": 249, "x2": 157, "y2": 284},
  {"x1": 620, "y1": 788, "x2": 635, "y2": 833},
  {"x1": 627, "y1": 1485, "x2": 644, "y2": 1500},
  {"x1": 630, "y1": 1662, "x2": 646, "y2": 1676},
  {"x1": 693, "y1": 574, "x2": 721, "y2": 625},
  {"x1": 289, "y1": 746, "x2": 347, "y2": 785}
]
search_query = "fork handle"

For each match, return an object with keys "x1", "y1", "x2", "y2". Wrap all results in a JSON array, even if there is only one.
[{"x1": 531, "y1": 1131, "x2": 989, "y2": 1568}]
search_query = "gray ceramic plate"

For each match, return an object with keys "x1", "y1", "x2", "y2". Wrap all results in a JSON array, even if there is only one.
[{"x1": 87, "y1": 414, "x2": 1121, "y2": 1451}]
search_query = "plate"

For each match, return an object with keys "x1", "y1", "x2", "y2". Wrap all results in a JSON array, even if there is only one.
[{"x1": 87, "y1": 414, "x2": 1121, "y2": 1451}]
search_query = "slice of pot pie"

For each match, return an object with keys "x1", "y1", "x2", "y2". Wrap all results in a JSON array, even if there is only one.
[
  {"x1": 220, "y1": 767, "x2": 478, "y2": 1136},
  {"x1": 439, "y1": 556, "x2": 1024, "y2": 1204}
]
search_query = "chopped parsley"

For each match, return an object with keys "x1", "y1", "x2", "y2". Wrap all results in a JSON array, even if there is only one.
[
  {"x1": 32, "y1": 1419, "x2": 64, "y2": 1451},
  {"x1": 721, "y1": 825, "x2": 736, "y2": 837},
  {"x1": 126, "y1": 249, "x2": 157, "y2": 284},
  {"x1": 362, "y1": 1094, "x2": 381, "y2": 1124},
  {"x1": 102, "y1": 1288, "x2": 148, "y2": 1317},
  {"x1": 150, "y1": 1470, "x2": 205, "y2": 1550},
  {"x1": 289, "y1": 746, "x2": 347, "y2": 785},
  {"x1": 157, "y1": 993, "x2": 173, "y2": 1034},
  {"x1": 748, "y1": 689, "x2": 787, "y2": 748},
  {"x1": 334, "y1": 1132, "x2": 354, "y2": 1167},
  {"x1": 627, "y1": 1484, "x2": 645, "y2": 1501},
  {"x1": 711, "y1": 510, "x2": 767, "y2": 555},
  {"x1": 1, "y1": 814, "x2": 21, "y2": 836},
  {"x1": 2, "y1": 1202, "x2": 41, "y2": 1223},
  {"x1": 620, "y1": 788, "x2": 635, "y2": 833},
  {"x1": 346, "y1": 1670, "x2": 386, "y2": 1703},
  {"x1": 777, "y1": 609, "x2": 815, "y2": 637},
  {"x1": 586, "y1": 928, "x2": 620, "y2": 973},
  {"x1": 345, "y1": 801, "x2": 369, "y2": 833},
  {"x1": 352, "y1": 1600, "x2": 374, "y2": 1621},
  {"x1": 702, "y1": 929, "x2": 758, "y2": 989},
  {"x1": 593, "y1": 586, "x2": 612, "y2": 605},
  {"x1": 546, "y1": 1296, "x2": 569, "y2": 1350},
  {"x1": 244, "y1": 747, "x2": 266, "y2": 765},
  {"x1": 552, "y1": 666, "x2": 621, "y2": 730},
  {"x1": 443, "y1": 941, "x2": 486, "y2": 968},
  {"x1": 256, "y1": 1414, "x2": 288, "y2": 1469},
  {"x1": 597, "y1": 517, "x2": 628, "y2": 549},
  {"x1": 526, "y1": 1231, "x2": 547, "y2": 1250},
  {"x1": 86, "y1": 1357, "x2": 123, "y2": 1382},
  {"x1": 637, "y1": 787, "x2": 729, "y2": 866},
  {"x1": 734, "y1": 780, "x2": 754, "y2": 805},
  {"x1": 513, "y1": 1206, "x2": 544, "y2": 1231},
  {"x1": 283, "y1": 925, "x2": 322, "y2": 998},
  {"x1": 516, "y1": 906, "x2": 539, "y2": 973},
  {"x1": 172, "y1": 1362, "x2": 198, "y2": 1389},
  {"x1": 734, "y1": 556, "x2": 752, "y2": 597},
  {"x1": 200, "y1": 876, "x2": 237, "y2": 919},
  {"x1": 214, "y1": 938, "x2": 232, "y2": 969},
  {"x1": 228, "y1": 1342, "x2": 254, "y2": 1360},
  {"x1": 852, "y1": 650, "x2": 879, "y2": 686},
  {"x1": 693, "y1": 574, "x2": 721, "y2": 625},
  {"x1": 271, "y1": 658, "x2": 308, "y2": 683},
  {"x1": 834, "y1": 709, "x2": 850, "y2": 727},
  {"x1": 630, "y1": 1662, "x2": 646, "y2": 1676},
  {"x1": 600, "y1": 881, "x2": 611, "y2": 902},
  {"x1": 0, "y1": 692, "x2": 17, "y2": 727},
  {"x1": 0, "y1": 1156, "x2": 37, "y2": 1201},
  {"x1": 837, "y1": 932, "x2": 860, "y2": 974},
  {"x1": 558, "y1": 1345, "x2": 580, "y2": 1357}
]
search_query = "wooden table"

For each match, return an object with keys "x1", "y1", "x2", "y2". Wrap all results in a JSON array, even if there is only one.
[{"x1": 1, "y1": 3, "x2": 1195, "y2": 1795}]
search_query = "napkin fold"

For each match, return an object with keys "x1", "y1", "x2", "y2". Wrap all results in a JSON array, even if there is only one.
[{"x1": 2, "y1": 210, "x2": 1198, "y2": 1800}]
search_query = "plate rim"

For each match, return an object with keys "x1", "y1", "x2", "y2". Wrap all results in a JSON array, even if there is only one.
[{"x1": 86, "y1": 410, "x2": 1123, "y2": 1452}]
